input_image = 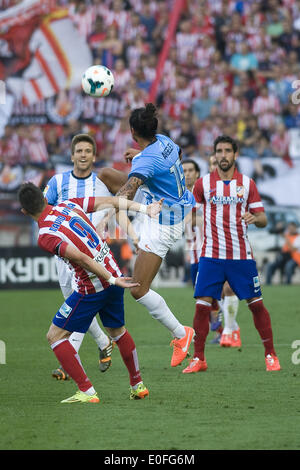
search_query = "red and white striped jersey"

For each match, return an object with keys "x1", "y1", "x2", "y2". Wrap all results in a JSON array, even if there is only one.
[
  {"x1": 22, "y1": 127, "x2": 48, "y2": 163},
  {"x1": 193, "y1": 168, "x2": 264, "y2": 260},
  {"x1": 252, "y1": 95, "x2": 280, "y2": 115},
  {"x1": 38, "y1": 198, "x2": 121, "y2": 295},
  {"x1": 185, "y1": 217, "x2": 203, "y2": 265},
  {"x1": 221, "y1": 96, "x2": 241, "y2": 116},
  {"x1": 194, "y1": 45, "x2": 215, "y2": 68}
]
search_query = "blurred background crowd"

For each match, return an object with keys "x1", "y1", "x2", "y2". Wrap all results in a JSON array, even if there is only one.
[{"x1": 1, "y1": 0, "x2": 300, "y2": 188}]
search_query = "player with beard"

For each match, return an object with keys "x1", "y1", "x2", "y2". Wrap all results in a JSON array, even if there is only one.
[{"x1": 183, "y1": 135, "x2": 280, "y2": 373}]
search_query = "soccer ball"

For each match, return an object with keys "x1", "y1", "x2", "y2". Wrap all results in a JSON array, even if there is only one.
[{"x1": 81, "y1": 65, "x2": 114, "y2": 97}]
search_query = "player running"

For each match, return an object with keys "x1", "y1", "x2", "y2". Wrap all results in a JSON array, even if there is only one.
[
  {"x1": 183, "y1": 135, "x2": 280, "y2": 373},
  {"x1": 18, "y1": 182, "x2": 162, "y2": 403},
  {"x1": 119, "y1": 103, "x2": 195, "y2": 367},
  {"x1": 44, "y1": 133, "x2": 128, "y2": 377}
]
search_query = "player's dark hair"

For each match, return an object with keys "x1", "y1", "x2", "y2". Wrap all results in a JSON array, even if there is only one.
[
  {"x1": 182, "y1": 159, "x2": 200, "y2": 175},
  {"x1": 71, "y1": 133, "x2": 96, "y2": 155},
  {"x1": 129, "y1": 103, "x2": 158, "y2": 140},
  {"x1": 214, "y1": 135, "x2": 238, "y2": 154},
  {"x1": 18, "y1": 182, "x2": 45, "y2": 216}
]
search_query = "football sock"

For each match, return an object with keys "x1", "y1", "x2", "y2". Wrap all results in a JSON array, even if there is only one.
[
  {"x1": 136, "y1": 289, "x2": 186, "y2": 338},
  {"x1": 69, "y1": 332, "x2": 85, "y2": 353},
  {"x1": 51, "y1": 339, "x2": 93, "y2": 392},
  {"x1": 222, "y1": 295, "x2": 239, "y2": 334},
  {"x1": 132, "y1": 381, "x2": 143, "y2": 390},
  {"x1": 193, "y1": 300, "x2": 211, "y2": 361},
  {"x1": 111, "y1": 330, "x2": 142, "y2": 387},
  {"x1": 87, "y1": 317, "x2": 110, "y2": 350},
  {"x1": 248, "y1": 298, "x2": 276, "y2": 356},
  {"x1": 84, "y1": 386, "x2": 97, "y2": 396}
]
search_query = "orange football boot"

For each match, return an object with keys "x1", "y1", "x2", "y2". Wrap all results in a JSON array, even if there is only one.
[
  {"x1": 220, "y1": 333, "x2": 232, "y2": 347},
  {"x1": 170, "y1": 326, "x2": 195, "y2": 367},
  {"x1": 231, "y1": 328, "x2": 242, "y2": 348},
  {"x1": 265, "y1": 353, "x2": 281, "y2": 371},
  {"x1": 182, "y1": 357, "x2": 208, "y2": 373}
]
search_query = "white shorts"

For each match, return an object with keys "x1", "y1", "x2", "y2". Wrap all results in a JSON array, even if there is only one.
[
  {"x1": 55, "y1": 256, "x2": 74, "y2": 299},
  {"x1": 138, "y1": 217, "x2": 184, "y2": 259}
]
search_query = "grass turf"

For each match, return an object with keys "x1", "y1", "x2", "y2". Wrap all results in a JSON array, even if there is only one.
[{"x1": 0, "y1": 285, "x2": 299, "y2": 450}]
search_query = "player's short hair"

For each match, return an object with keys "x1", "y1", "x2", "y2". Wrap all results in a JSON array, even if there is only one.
[
  {"x1": 71, "y1": 133, "x2": 97, "y2": 155},
  {"x1": 182, "y1": 159, "x2": 200, "y2": 175},
  {"x1": 129, "y1": 103, "x2": 158, "y2": 140},
  {"x1": 18, "y1": 182, "x2": 45, "y2": 216},
  {"x1": 214, "y1": 135, "x2": 238, "y2": 154}
]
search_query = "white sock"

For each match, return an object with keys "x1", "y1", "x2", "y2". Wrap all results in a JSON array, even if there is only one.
[
  {"x1": 87, "y1": 317, "x2": 109, "y2": 350},
  {"x1": 69, "y1": 332, "x2": 85, "y2": 353},
  {"x1": 132, "y1": 381, "x2": 143, "y2": 390},
  {"x1": 83, "y1": 386, "x2": 96, "y2": 396},
  {"x1": 222, "y1": 295, "x2": 239, "y2": 334},
  {"x1": 137, "y1": 289, "x2": 186, "y2": 338}
]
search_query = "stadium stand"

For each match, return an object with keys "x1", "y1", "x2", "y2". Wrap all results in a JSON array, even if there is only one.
[{"x1": 1, "y1": 0, "x2": 300, "y2": 250}]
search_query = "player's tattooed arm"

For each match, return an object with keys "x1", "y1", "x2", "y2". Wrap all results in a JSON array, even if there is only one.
[{"x1": 116, "y1": 176, "x2": 144, "y2": 200}]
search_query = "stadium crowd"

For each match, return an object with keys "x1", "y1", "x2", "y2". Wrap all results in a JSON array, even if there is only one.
[{"x1": 1, "y1": 0, "x2": 300, "y2": 193}]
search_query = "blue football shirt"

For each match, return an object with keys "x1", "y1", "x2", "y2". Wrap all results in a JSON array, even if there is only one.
[
  {"x1": 44, "y1": 170, "x2": 111, "y2": 226},
  {"x1": 128, "y1": 134, "x2": 195, "y2": 225}
]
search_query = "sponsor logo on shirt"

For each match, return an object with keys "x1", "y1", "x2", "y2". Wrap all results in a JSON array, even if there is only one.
[
  {"x1": 94, "y1": 242, "x2": 110, "y2": 265},
  {"x1": 209, "y1": 195, "x2": 245, "y2": 205}
]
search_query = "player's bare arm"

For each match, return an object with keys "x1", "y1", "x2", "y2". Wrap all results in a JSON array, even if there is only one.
[
  {"x1": 97, "y1": 167, "x2": 128, "y2": 195},
  {"x1": 242, "y1": 211, "x2": 267, "y2": 228},
  {"x1": 115, "y1": 176, "x2": 144, "y2": 200},
  {"x1": 92, "y1": 195, "x2": 163, "y2": 218},
  {"x1": 96, "y1": 168, "x2": 140, "y2": 247},
  {"x1": 124, "y1": 148, "x2": 140, "y2": 162},
  {"x1": 63, "y1": 244, "x2": 139, "y2": 289}
]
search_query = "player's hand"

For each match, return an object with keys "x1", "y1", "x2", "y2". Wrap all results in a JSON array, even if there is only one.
[
  {"x1": 146, "y1": 198, "x2": 164, "y2": 218},
  {"x1": 241, "y1": 212, "x2": 256, "y2": 225},
  {"x1": 114, "y1": 277, "x2": 140, "y2": 288},
  {"x1": 124, "y1": 148, "x2": 140, "y2": 162},
  {"x1": 96, "y1": 218, "x2": 108, "y2": 239}
]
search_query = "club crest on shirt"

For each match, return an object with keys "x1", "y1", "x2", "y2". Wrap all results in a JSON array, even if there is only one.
[{"x1": 236, "y1": 185, "x2": 245, "y2": 197}]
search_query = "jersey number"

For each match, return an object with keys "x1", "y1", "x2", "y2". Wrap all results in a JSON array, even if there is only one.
[
  {"x1": 69, "y1": 217, "x2": 99, "y2": 249},
  {"x1": 170, "y1": 158, "x2": 185, "y2": 198}
]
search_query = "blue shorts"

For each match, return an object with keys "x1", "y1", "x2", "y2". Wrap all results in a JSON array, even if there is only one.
[
  {"x1": 52, "y1": 285, "x2": 125, "y2": 333},
  {"x1": 190, "y1": 263, "x2": 198, "y2": 287},
  {"x1": 194, "y1": 257, "x2": 262, "y2": 301}
]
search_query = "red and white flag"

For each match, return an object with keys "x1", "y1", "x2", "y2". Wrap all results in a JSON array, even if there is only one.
[{"x1": 0, "y1": 0, "x2": 92, "y2": 106}]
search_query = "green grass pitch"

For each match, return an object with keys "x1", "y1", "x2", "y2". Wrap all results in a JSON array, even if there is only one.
[{"x1": 0, "y1": 285, "x2": 299, "y2": 450}]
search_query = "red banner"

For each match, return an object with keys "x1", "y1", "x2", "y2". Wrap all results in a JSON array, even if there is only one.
[{"x1": 147, "y1": 0, "x2": 186, "y2": 104}]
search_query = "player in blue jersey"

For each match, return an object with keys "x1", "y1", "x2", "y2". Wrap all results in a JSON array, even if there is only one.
[
  {"x1": 118, "y1": 103, "x2": 195, "y2": 367},
  {"x1": 44, "y1": 134, "x2": 129, "y2": 378}
]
